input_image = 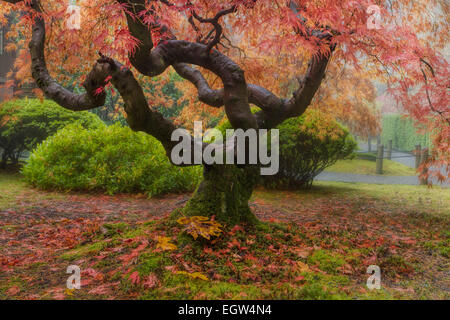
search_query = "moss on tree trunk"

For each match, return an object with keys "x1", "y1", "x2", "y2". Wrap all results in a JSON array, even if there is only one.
[{"x1": 182, "y1": 164, "x2": 260, "y2": 226}]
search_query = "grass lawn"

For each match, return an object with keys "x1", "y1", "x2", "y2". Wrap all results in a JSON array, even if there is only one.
[
  {"x1": 0, "y1": 171, "x2": 448, "y2": 300},
  {"x1": 326, "y1": 159, "x2": 417, "y2": 176}
]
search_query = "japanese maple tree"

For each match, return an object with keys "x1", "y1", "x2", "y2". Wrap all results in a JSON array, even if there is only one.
[{"x1": 0, "y1": 0, "x2": 448, "y2": 226}]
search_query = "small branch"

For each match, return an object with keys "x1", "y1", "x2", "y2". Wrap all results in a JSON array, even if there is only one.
[
  {"x1": 420, "y1": 58, "x2": 435, "y2": 77},
  {"x1": 420, "y1": 63, "x2": 450, "y2": 126},
  {"x1": 289, "y1": 0, "x2": 355, "y2": 40},
  {"x1": 192, "y1": 6, "x2": 237, "y2": 52}
]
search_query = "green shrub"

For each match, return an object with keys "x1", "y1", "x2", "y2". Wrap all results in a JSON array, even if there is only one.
[
  {"x1": 215, "y1": 109, "x2": 357, "y2": 189},
  {"x1": 381, "y1": 114, "x2": 431, "y2": 152},
  {"x1": 22, "y1": 123, "x2": 202, "y2": 196},
  {"x1": 263, "y1": 110, "x2": 356, "y2": 189},
  {"x1": 0, "y1": 98, "x2": 102, "y2": 167}
]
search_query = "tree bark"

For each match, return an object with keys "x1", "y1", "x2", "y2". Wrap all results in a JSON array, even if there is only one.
[
  {"x1": 0, "y1": 152, "x2": 7, "y2": 169},
  {"x1": 182, "y1": 164, "x2": 260, "y2": 226}
]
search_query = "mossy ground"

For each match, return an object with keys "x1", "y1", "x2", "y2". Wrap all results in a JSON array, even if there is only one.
[{"x1": 0, "y1": 171, "x2": 448, "y2": 300}]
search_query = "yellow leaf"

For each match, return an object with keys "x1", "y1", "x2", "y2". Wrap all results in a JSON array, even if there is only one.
[
  {"x1": 65, "y1": 288, "x2": 75, "y2": 296},
  {"x1": 296, "y1": 261, "x2": 311, "y2": 273},
  {"x1": 156, "y1": 236, "x2": 177, "y2": 251},
  {"x1": 176, "y1": 271, "x2": 209, "y2": 281},
  {"x1": 177, "y1": 216, "x2": 223, "y2": 241}
]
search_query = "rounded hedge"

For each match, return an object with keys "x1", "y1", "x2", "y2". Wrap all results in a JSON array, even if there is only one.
[
  {"x1": 216, "y1": 108, "x2": 357, "y2": 189},
  {"x1": 22, "y1": 123, "x2": 202, "y2": 196},
  {"x1": 0, "y1": 98, "x2": 103, "y2": 167},
  {"x1": 264, "y1": 110, "x2": 356, "y2": 189}
]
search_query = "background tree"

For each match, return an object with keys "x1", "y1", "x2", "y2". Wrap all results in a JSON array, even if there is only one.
[{"x1": 0, "y1": 0, "x2": 448, "y2": 225}]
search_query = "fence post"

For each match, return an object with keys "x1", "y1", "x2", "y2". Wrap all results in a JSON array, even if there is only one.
[
  {"x1": 420, "y1": 149, "x2": 429, "y2": 185},
  {"x1": 368, "y1": 135, "x2": 372, "y2": 152},
  {"x1": 376, "y1": 144, "x2": 384, "y2": 174},
  {"x1": 414, "y1": 145, "x2": 421, "y2": 169},
  {"x1": 386, "y1": 140, "x2": 392, "y2": 160}
]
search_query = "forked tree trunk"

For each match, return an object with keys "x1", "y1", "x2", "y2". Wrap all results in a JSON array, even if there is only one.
[{"x1": 182, "y1": 164, "x2": 260, "y2": 226}]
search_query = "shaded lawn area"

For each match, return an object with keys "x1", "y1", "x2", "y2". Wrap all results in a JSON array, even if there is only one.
[
  {"x1": 325, "y1": 159, "x2": 417, "y2": 176},
  {"x1": 0, "y1": 171, "x2": 448, "y2": 300}
]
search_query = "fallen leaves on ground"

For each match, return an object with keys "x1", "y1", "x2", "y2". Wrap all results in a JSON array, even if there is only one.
[{"x1": 0, "y1": 175, "x2": 448, "y2": 300}]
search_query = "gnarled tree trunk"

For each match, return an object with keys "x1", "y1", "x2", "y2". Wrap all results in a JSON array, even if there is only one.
[{"x1": 183, "y1": 164, "x2": 260, "y2": 226}]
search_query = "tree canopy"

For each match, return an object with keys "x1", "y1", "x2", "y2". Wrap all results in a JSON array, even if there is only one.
[{"x1": 0, "y1": 0, "x2": 448, "y2": 184}]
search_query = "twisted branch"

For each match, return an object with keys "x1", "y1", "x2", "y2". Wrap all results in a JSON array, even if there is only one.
[
  {"x1": 15, "y1": 0, "x2": 205, "y2": 164},
  {"x1": 191, "y1": 6, "x2": 236, "y2": 52}
]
